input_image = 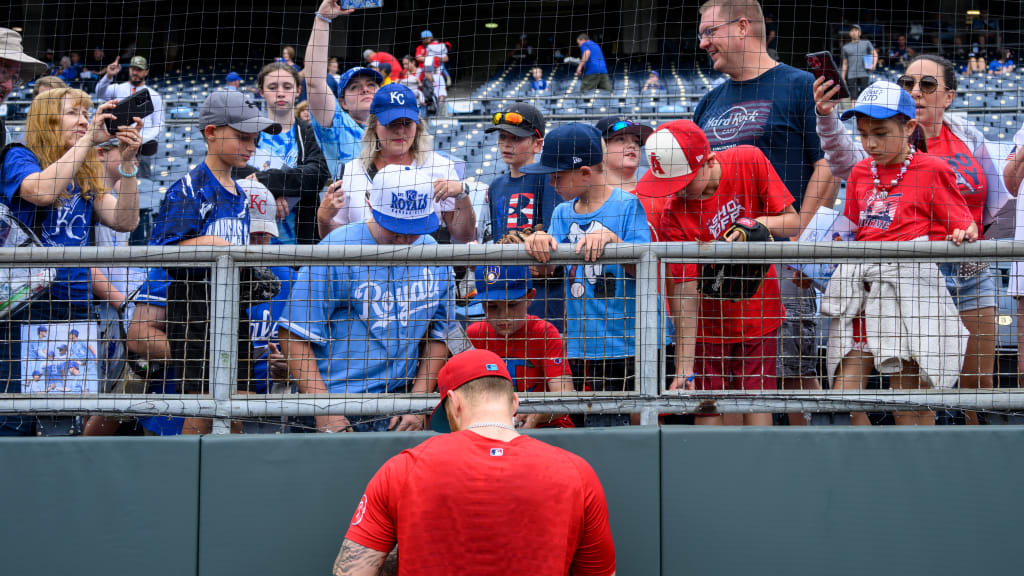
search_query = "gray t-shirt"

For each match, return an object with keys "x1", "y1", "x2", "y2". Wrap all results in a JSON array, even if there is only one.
[{"x1": 842, "y1": 40, "x2": 875, "y2": 79}]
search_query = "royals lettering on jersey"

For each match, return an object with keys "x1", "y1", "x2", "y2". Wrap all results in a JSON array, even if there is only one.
[
  {"x1": 247, "y1": 266, "x2": 295, "y2": 394},
  {"x1": 278, "y1": 222, "x2": 455, "y2": 394},
  {"x1": 150, "y1": 163, "x2": 250, "y2": 247}
]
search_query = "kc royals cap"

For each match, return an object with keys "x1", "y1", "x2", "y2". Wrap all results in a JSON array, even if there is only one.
[
  {"x1": 129, "y1": 55, "x2": 148, "y2": 70},
  {"x1": 239, "y1": 179, "x2": 278, "y2": 238},
  {"x1": 636, "y1": 119, "x2": 711, "y2": 198},
  {"x1": 337, "y1": 66, "x2": 383, "y2": 96},
  {"x1": 473, "y1": 265, "x2": 533, "y2": 302},
  {"x1": 430, "y1": 349, "x2": 514, "y2": 433},
  {"x1": 369, "y1": 164, "x2": 439, "y2": 235},
  {"x1": 840, "y1": 80, "x2": 916, "y2": 121},
  {"x1": 69, "y1": 328, "x2": 79, "y2": 337},
  {"x1": 199, "y1": 89, "x2": 282, "y2": 135},
  {"x1": 371, "y1": 84, "x2": 420, "y2": 126},
  {"x1": 520, "y1": 122, "x2": 603, "y2": 174}
]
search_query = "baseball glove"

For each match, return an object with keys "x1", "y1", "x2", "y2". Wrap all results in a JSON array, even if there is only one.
[
  {"x1": 496, "y1": 226, "x2": 537, "y2": 245},
  {"x1": 698, "y1": 217, "x2": 773, "y2": 302},
  {"x1": 240, "y1": 266, "x2": 281, "y2": 307}
]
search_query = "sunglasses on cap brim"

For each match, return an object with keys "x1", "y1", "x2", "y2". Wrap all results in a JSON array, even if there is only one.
[
  {"x1": 896, "y1": 75, "x2": 942, "y2": 94},
  {"x1": 492, "y1": 111, "x2": 541, "y2": 138}
]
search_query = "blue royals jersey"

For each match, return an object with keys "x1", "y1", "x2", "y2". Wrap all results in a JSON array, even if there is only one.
[
  {"x1": 1, "y1": 146, "x2": 95, "y2": 306},
  {"x1": 150, "y1": 162, "x2": 250, "y2": 248},
  {"x1": 547, "y1": 187, "x2": 651, "y2": 360},
  {"x1": 247, "y1": 266, "x2": 296, "y2": 394},
  {"x1": 279, "y1": 222, "x2": 455, "y2": 394},
  {"x1": 310, "y1": 99, "x2": 365, "y2": 180}
]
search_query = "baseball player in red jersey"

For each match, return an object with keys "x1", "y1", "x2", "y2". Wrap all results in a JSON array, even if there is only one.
[
  {"x1": 636, "y1": 120, "x2": 800, "y2": 426},
  {"x1": 335, "y1": 349, "x2": 616, "y2": 576},
  {"x1": 466, "y1": 264, "x2": 574, "y2": 429}
]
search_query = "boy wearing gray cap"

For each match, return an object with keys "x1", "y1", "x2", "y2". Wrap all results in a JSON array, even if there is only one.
[{"x1": 150, "y1": 90, "x2": 282, "y2": 426}]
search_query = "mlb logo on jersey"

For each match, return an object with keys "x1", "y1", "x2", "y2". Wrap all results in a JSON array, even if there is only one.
[{"x1": 490, "y1": 448, "x2": 504, "y2": 457}]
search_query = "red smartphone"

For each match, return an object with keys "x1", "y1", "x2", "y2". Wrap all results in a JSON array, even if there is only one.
[{"x1": 806, "y1": 51, "x2": 850, "y2": 100}]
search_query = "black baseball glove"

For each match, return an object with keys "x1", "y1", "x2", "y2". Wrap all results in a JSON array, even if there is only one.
[
  {"x1": 698, "y1": 217, "x2": 773, "y2": 302},
  {"x1": 240, "y1": 266, "x2": 281, "y2": 307}
]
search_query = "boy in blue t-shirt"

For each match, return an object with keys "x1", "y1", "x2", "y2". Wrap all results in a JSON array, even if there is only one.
[
  {"x1": 279, "y1": 163, "x2": 456, "y2": 434},
  {"x1": 484, "y1": 102, "x2": 564, "y2": 330},
  {"x1": 522, "y1": 123, "x2": 652, "y2": 425},
  {"x1": 150, "y1": 89, "x2": 281, "y2": 406}
]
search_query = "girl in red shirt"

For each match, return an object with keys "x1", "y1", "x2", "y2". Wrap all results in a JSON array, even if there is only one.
[{"x1": 828, "y1": 81, "x2": 976, "y2": 426}]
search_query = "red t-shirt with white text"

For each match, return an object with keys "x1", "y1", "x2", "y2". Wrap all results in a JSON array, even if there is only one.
[
  {"x1": 927, "y1": 124, "x2": 988, "y2": 236},
  {"x1": 345, "y1": 432, "x2": 616, "y2": 576},
  {"x1": 844, "y1": 152, "x2": 973, "y2": 241},
  {"x1": 468, "y1": 316, "x2": 575, "y2": 428},
  {"x1": 656, "y1": 145, "x2": 792, "y2": 343}
]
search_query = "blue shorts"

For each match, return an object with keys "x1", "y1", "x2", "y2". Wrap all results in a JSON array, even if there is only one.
[{"x1": 938, "y1": 263, "x2": 998, "y2": 312}]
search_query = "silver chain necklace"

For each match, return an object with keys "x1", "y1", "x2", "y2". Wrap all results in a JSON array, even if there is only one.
[{"x1": 466, "y1": 422, "x2": 517, "y2": 431}]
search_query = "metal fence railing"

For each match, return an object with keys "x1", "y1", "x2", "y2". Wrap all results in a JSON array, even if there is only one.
[{"x1": 2, "y1": 241, "x2": 1024, "y2": 433}]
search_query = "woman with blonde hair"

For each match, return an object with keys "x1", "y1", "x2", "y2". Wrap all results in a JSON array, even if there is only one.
[
  {"x1": 0, "y1": 87, "x2": 143, "y2": 436},
  {"x1": 316, "y1": 83, "x2": 474, "y2": 241},
  {"x1": 31, "y1": 75, "x2": 67, "y2": 98}
]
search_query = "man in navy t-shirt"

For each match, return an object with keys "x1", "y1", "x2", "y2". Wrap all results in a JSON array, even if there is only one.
[
  {"x1": 575, "y1": 33, "x2": 612, "y2": 93},
  {"x1": 693, "y1": 0, "x2": 838, "y2": 410}
]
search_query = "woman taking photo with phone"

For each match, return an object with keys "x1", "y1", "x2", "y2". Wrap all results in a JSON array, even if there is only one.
[
  {"x1": 0, "y1": 87, "x2": 143, "y2": 436},
  {"x1": 814, "y1": 54, "x2": 1009, "y2": 425}
]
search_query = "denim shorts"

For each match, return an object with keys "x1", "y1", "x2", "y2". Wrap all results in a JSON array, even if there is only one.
[{"x1": 938, "y1": 263, "x2": 999, "y2": 312}]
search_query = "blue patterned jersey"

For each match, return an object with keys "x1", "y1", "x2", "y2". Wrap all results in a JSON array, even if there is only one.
[{"x1": 150, "y1": 162, "x2": 250, "y2": 247}]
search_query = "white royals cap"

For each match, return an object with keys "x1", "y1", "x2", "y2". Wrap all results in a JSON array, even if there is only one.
[
  {"x1": 369, "y1": 164, "x2": 440, "y2": 235},
  {"x1": 237, "y1": 179, "x2": 278, "y2": 238},
  {"x1": 840, "y1": 80, "x2": 917, "y2": 121}
]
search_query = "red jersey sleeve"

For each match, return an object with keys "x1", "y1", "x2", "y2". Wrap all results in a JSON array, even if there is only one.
[
  {"x1": 344, "y1": 453, "x2": 408, "y2": 553},
  {"x1": 928, "y1": 159, "x2": 974, "y2": 234},
  {"x1": 540, "y1": 321, "x2": 572, "y2": 386},
  {"x1": 747, "y1": 147, "x2": 795, "y2": 216},
  {"x1": 570, "y1": 457, "x2": 616, "y2": 576}
]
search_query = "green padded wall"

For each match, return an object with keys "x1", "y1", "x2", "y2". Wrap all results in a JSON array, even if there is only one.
[
  {"x1": 197, "y1": 428, "x2": 661, "y2": 576},
  {"x1": 660, "y1": 427, "x2": 1024, "y2": 576},
  {"x1": 0, "y1": 436, "x2": 201, "y2": 575}
]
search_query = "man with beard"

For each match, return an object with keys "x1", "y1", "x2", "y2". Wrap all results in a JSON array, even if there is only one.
[{"x1": 96, "y1": 55, "x2": 163, "y2": 155}]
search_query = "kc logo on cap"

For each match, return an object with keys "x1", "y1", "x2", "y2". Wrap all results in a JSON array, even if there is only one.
[{"x1": 390, "y1": 91, "x2": 406, "y2": 105}]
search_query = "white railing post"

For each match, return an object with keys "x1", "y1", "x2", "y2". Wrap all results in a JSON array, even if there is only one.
[
  {"x1": 208, "y1": 255, "x2": 239, "y2": 435},
  {"x1": 635, "y1": 248, "x2": 661, "y2": 426}
]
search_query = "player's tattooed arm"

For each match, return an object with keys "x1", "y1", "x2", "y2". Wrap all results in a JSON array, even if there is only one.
[{"x1": 331, "y1": 539, "x2": 390, "y2": 576}]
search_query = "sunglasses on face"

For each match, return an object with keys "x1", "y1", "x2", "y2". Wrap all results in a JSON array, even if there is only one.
[
  {"x1": 896, "y1": 75, "x2": 941, "y2": 94},
  {"x1": 493, "y1": 111, "x2": 541, "y2": 137}
]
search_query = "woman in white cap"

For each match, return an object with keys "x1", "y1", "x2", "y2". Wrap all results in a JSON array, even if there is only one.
[
  {"x1": 316, "y1": 83, "x2": 474, "y2": 243},
  {"x1": 815, "y1": 54, "x2": 1008, "y2": 424}
]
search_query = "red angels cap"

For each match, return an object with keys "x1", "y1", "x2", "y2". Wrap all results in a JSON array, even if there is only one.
[
  {"x1": 636, "y1": 119, "x2": 711, "y2": 199},
  {"x1": 430, "y1": 349, "x2": 513, "y2": 433}
]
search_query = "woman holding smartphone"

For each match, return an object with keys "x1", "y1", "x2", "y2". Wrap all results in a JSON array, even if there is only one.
[
  {"x1": 0, "y1": 88, "x2": 143, "y2": 436},
  {"x1": 814, "y1": 54, "x2": 1009, "y2": 425}
]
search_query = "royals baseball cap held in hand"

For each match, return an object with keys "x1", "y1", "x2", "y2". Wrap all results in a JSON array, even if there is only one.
[
  {"x1": 199, "y1": 89, "x2": 282, "y2": 135},
  {"x1": 371, "y1": 84, "x2": 420, "y2": 125},
  {"x1": 520, "y1": 122, "x2": 603, "y2": 174},
  {"x1": 636, "y1": 119, "x2": 712, "y2": 198},
  {"x1": 430, "y1": 349, "x2": 514, "y2": 433},
  {"x1": 238, "y1": 179, "x2": 279, "y2": 237},
  {"x1": 369, "y1": 164, "x2": 439, "y2": 235}
]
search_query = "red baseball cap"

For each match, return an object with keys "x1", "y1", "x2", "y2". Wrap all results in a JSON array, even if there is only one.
[
  {"x1": 636, "y1": 120, "x2": 711, "y2": 199},
  {"x1": 430, "y1": 349, "x2": 513, "y2": 433}
]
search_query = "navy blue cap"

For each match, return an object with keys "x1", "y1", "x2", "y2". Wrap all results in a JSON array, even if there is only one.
[
  {"x1": 520, "y1": 122, "x2": 603, "y2": 174},
  {"x1": 225, "y1": 72, "x2": 241, "y2": 83},
  {"x1": 371, "y1": 84, "x2": 420, "y2": 126},
  {"x1": 337, "y1": 66, "x2": 383, "y2": 96},
  {"x1": 69, "y1": 329, "x2": 79, "y2": 337},
  {"x1": 473, "y1": 265, "x2": 533, "y2": 301}
]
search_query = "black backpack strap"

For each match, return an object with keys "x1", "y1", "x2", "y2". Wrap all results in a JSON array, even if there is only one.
[{"x1": 0, "y1": 143, "x2": 46, "y2": 242}]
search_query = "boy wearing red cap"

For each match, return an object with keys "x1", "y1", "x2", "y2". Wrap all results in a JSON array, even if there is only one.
[
  {"x1": 637, "y1": 120, "x2": 800, "y2": 426},
  {"x1": 466, "y1": 265, "x2": 574, "y2": 429},
  {"x1": 336, "y1": 349, "x2": 616, "y2": 576}
]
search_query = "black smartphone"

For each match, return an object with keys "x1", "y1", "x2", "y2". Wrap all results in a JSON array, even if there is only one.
[
  {"x1": 104, "y1": 88, "x2": 154, "y2": 136},
  {"x1": 806, "y1": 51, "x2": 850, "y2": 100}
]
